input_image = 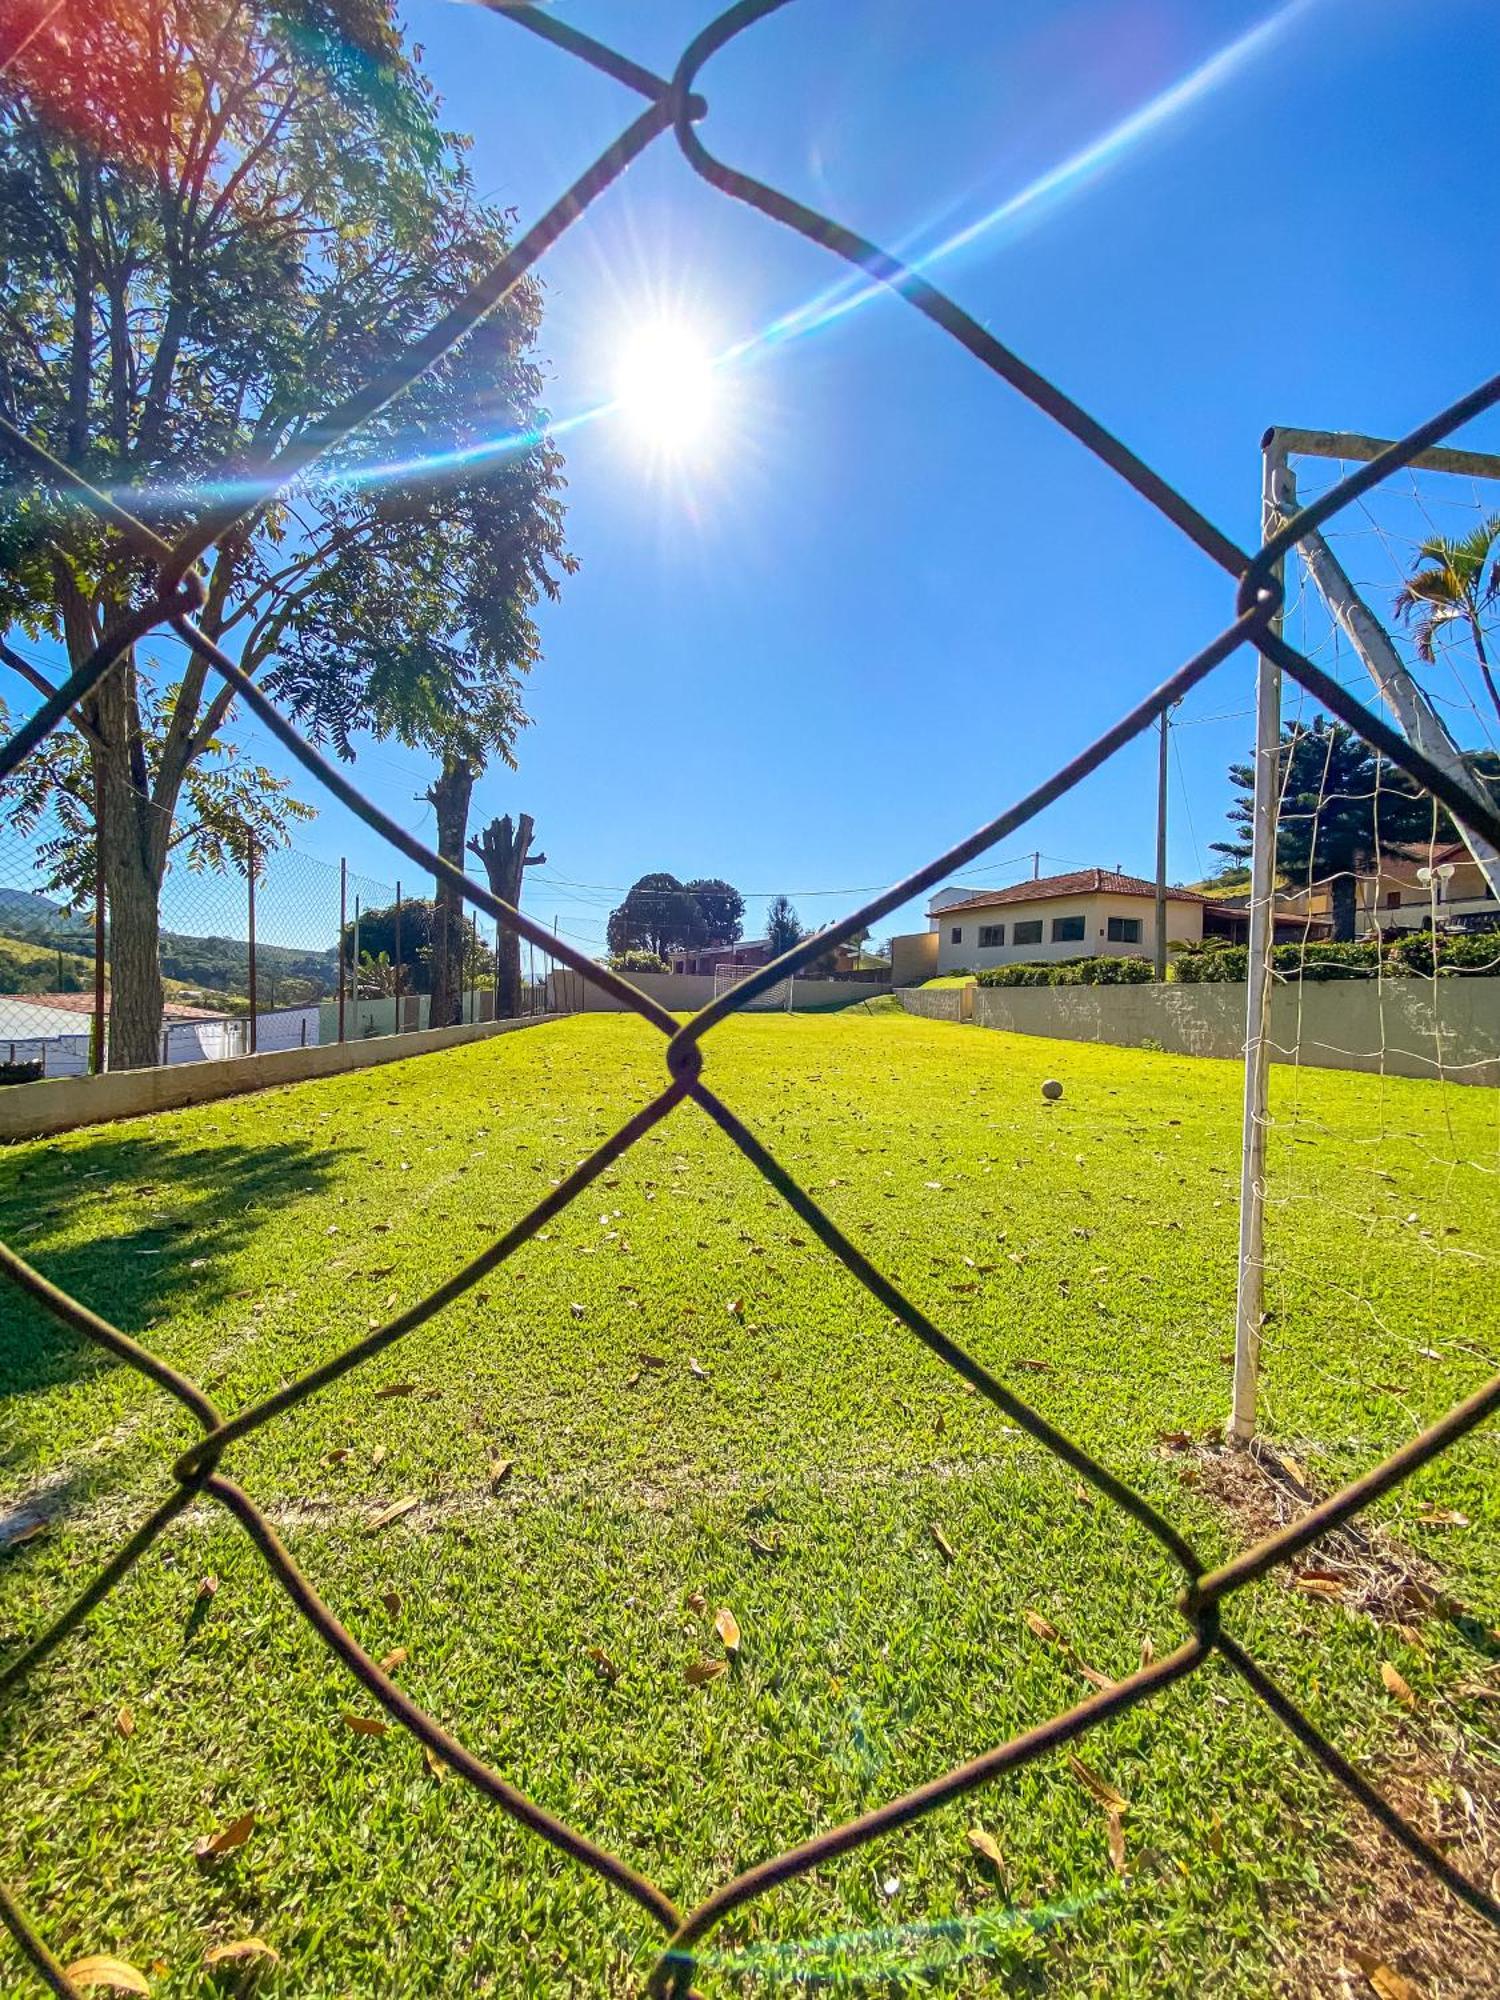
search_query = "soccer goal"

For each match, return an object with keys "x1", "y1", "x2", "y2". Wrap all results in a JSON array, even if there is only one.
[
  {"x1": 714, "y1": 961, "x2": 795, "y2": 1011},
  {"x1": 1230, "y1": 421, "x2": 1500, "y2": 1441}
]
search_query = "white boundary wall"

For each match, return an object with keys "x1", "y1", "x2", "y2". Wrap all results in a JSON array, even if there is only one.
[
  {"x1": 546, "y1": 970, "x2": 889, "y2": 1013},
  {"x1": 897, "y1": 981, "x2": 1500, "y2": 1087},
  {"x1": 0, "y1": 1013, "x2": 561, "y2": 1142}
]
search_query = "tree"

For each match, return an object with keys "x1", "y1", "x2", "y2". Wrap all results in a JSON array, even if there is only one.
[
  {"x1": 340, "y1": 897, "x2": 434, "y2": 993},
  {"x1": 765, "y1": 894, "x2": 803, "y2": 958},
  {"x1": 469, "y1": 809, "x2": 545, "y2": 1017},
  {"x1": 606, "y1": 874, "x2": 703, "y2": 959},
  {"x1": 0, "y1": 683, "x2": 312, "y2": 912},
  {"x1": 684, "y1": 878, "x2": 743, "y2": 945},
  {"x1": 0, "y1": 0, "x2": 570, "y2": 1064},
  {"x1": 1394, "y1": 515, "x2": 1500, "y2": 727},
  {"x1": 1212, "y1": 717, "x2": 1453, "y2": 940}
]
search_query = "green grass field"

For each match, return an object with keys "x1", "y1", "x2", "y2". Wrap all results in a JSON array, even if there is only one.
[{"x1": 0, "y1": 1010, "x2": 1495, "y2": 1996}]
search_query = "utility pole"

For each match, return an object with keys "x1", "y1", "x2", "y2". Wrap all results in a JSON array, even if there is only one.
[
  {"x1": 1154, "y1": 709, "x2": 1170, "y2": 981},
  {"x1": 393, "y1": 880, "x2": 402, "y2": 1034},
  {"x1": 1032, "y1": 850, "x2": 1040, "y2": 880}
]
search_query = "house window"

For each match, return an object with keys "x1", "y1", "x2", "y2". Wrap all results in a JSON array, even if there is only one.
[
  {"x1": 978, "y1": 924, "x2": 1005, "y2": 948},
  {"x1": 1051, "y1": 915, "x2": 1086, "y2": 943},
  {"x1": 1385, "y1": 891, "x2": 1401, "y2": 908},
  {"x1": 1013, "y1": 919, "x2": 1043, "y2": 946},
  {"x1": 1107, "y1": 916, "x2": 1142, "y2": 943},
  {"x1": 950, "y1": 926, "x2": 963, "y2": 945}
]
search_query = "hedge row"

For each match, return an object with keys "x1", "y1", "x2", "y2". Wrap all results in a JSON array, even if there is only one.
[
  {"x1": 972, "y1": 930, "x2": 1500, "y2": 989},
  {"x1": 1172, "y1": 930, "x2": 1500, "y2": 983},
  {"x1": 978, "y1": 955, "x2": 1156, "y2": 989}
]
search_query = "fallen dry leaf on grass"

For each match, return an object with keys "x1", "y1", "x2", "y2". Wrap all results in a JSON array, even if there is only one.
[
  {"x1": 364, "y1": 1497, "x2": 420, "y2": 1535},
  {"x1": 1157, "y1": 1430, "x2": 1193, "y2": 1451},
  {"x1": 62, "y1": 1957, "x2": 150, "y2": 1995},
  {"x1": 569, "y1": 1302, "x2": 586, "y2": 1319},
  {"x1": 965, "y1": 1826, "x2": 1003, "y2": 1870},
  {"x1": 488, "y1": 1459, "x2": 513, "y2": 1491},
  {"x1": 203, "y1": 1938, "x2": 278, "y2": 1972},
  {"x1": 1067, "y1": 1754, "x2": 1128, "y2": 1815},
  {"x1": 1294, "y1": 1569, "x2": 1347, "y2": 1601},
  {"x1": 688, "y1": 1358, "x2": 710, "y2": 1380},
  {"x1": 1106, "y1": 1809, "x2": 1127, "y2": 1877},
  {"x1": 587, "y1": 1647, "x2": 621, "y2": 1684},
  {"x1": 1415, "y1": 1508, "x2": 1469, "y2": 1528},
  {"x1": 342, "y1": 1712, "x2": 389, "y2": 1736},
  {"x1": 636, "y1": 1351, "x2": 667, "y2": 1369},
  {"x1": 195, "y1": 1811, "x2": 256, "y2": 1860},
  {"x1": 422, "y1": 1745, "x2": 448, "y2": 1782},
  {"x1": 378, "y1": 1648, "x2": 408, "y2": 1673},
  {"x1": 1023, "y1": 1610, "x2": 1060, "y2": 1644},
  {"x1": 380, "y1": 1589, "x2": 402, "y2": 1617},
  {"x1": 1013, "y1": 1357, "x2": 1051, "y2": 1374},
  {"x1": 685, "y1": 1657, "x2": 727, "y2": 1687},
  {"x1": 1380, "y1": 1662, "x2": 1417, "y2": 1709},
  {"x1": 373, "y1": 1381, "x2": 417, "y2": 1399},
  {"x1": 727, "y1": 1298, "x2": 745, "y2": 1318},
  {"x1": 1, "y1": 1516, "x2": 46, "y2": 1549},
  {"x1": 1351, "y1": 1950, "x2": 1425, "y2": 2000},
  {"x1": 1077, "y1": 1663, "x2": 1120, "y2": 1693},
  {"x1": 196, "y1": 1575, "x2": 219, "y2": 1601},
  {"x1": 115, "y1": 1707, "x2": 135, "y2": 1739},
  {"x1": 714, "y1": 1608, "x2": 741, "y2": 1653},
  {"x1": 929, "y1": 1524, "x2": 956, "y2": 1564}
]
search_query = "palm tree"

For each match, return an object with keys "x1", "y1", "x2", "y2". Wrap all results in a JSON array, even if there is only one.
[{"x1": 1393, "y1": 514, "x2": 1500, "y2": 726}]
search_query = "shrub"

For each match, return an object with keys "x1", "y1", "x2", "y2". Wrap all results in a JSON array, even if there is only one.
[
  {"x1": 1169, "y1": 928, "x2": 1500, "y2": 983},
  {"x1": 978, "y1": 955, "x2": 1155, "y2": 989},
  {"x1": 609, "y1": 949, "x2": 670, "y2": 975}
]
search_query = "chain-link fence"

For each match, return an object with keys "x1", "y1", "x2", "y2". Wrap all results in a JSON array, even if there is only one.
[
  {"x1": 1, "y1": 3, "x2": 1498, "y2": 1994},
  {"x1": 0, "y1": 820, "x2": 558, "y2": 1079}
]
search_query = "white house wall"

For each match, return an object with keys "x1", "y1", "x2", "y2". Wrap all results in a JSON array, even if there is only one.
[{"x1": 933, "y1": 893, "x2": 1204, "y2": 973}]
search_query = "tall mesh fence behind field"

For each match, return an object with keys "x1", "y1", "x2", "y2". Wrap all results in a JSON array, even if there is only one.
[{"x1": 0, "y1": 3, "x2": 1498, "y2": 1996}]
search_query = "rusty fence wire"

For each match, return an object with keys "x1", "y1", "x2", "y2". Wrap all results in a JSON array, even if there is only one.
[{"x1": 1, "y1": 2, "x2": 1499, "y2": 1992}]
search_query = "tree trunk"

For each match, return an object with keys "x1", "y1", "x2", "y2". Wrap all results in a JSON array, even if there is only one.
[
  {"x1": 1330, "y1": 869, "x2": 1357, "y2": 943},
  {"x1": 99, "y1": 783, "x2": 166, "y2": 1069},
  {"x1": 469, "y1": 811, "x2": 545, "y2": 1018},
  {"x1": 426, "y1": 754, "x2": 475, "y2": 1030}
]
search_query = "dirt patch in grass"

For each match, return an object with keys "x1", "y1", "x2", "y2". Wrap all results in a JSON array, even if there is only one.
[{"x1": 1176, "y1": 1435, "x2": 1500, "y2": 1997}]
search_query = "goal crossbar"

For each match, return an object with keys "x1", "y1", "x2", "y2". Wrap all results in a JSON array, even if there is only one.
[{"x1": 1264, "y1": 425, "x2": 1500, "y2": 483}]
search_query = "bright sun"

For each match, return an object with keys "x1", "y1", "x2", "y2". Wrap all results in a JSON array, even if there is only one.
[{"x1": 612, "y1": 321, "x2": 718, "y2": 453}]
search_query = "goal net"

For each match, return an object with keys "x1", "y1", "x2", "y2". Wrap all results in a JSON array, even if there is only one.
[
  {"x1": 714, "y1": 960, "x2": 795, "y2": 1011},
  {"x1": 1231, "y1": 423, "x2": 1500, "y2": 1476}
]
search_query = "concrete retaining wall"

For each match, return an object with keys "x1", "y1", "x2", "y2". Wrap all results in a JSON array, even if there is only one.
[
  {"x1": 892, "y1": 986, "x2": 970, "y2": 1024},
  {"x1": 898, "y1": 980, "x2": 1500, "y2": 1086},
  {"x1": 546, "y1": 970, "x2": 890, "y2": 1014},
  {"x1": 985, "y1": 980, "x2": 1500, "y2": 1084},
  {"x1": 0, "y1": 1012, "x2": 561, "y2": 1143}
]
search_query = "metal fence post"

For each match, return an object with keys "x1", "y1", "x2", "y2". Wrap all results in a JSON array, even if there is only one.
[
  {"x1": 91, "y1": 777, "x2": 106, "y2": 1074},
  {"x1": 1230, "y1": 437, "x2": 1287, "y2": 1446},
  {"x1": 393, "y1": 879, "x2": 403, "y2": 1034},
  {"x1": 338, "y1": 857, "x2": 347, "y2": 1044},
  {"x1": 247, "y1": 831, "x2": 258, "y2": 1055}
]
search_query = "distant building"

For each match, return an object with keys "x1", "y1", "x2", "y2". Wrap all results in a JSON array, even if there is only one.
[
  {"x1": 1279, "y1": 842, "x2": 1500, "y2": 937},
  {"x1": 887, "y1": 866, "x2": 1328, "y2": 982}
]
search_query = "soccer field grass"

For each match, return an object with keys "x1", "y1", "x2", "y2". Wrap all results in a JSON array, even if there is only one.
[{"x1": 1, "y1": 1010, "x2": 1495, "y2": 1996}]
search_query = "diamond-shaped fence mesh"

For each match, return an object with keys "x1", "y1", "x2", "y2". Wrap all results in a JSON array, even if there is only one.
[{"x1": 1, "y1": 4, "x2": 1498, "y2": 1994}]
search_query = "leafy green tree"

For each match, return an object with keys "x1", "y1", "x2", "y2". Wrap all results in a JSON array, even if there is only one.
[
  {"x1": 684, "y1": 878, "x2": 744, "y2": 945},
  {"x1": 765, "y1": 894, "x2": 802, "y2": 957},
  {"x1": 1394, "y1": 515, "x2": 1500, "y2": 726},
  {"x1": 1213, "y1": 717, "x2": 1453, "y2": 939},
  {"x1": 0, "y1": 0, "x2": 569, "y2": 1064},
  {"x1": 0, "y1": 684, "x2": 312, "y2": 911},
  {"x1": 606, "y1": 874, "x2": 703, "y2": 959}
]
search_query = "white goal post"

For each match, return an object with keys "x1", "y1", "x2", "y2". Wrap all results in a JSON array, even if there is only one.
[{"x1": 1231, "y1": 424, "x2": 1500, "y2": 1444}]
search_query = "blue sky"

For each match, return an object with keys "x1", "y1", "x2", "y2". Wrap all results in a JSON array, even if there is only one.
[{"x1": 10, "y1": 0, "x2": 1500, "y2": 957}]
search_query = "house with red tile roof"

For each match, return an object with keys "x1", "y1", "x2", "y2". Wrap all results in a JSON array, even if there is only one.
[{"x1": 925, "y1": 869, "x2": 1207, "y2": 975}]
